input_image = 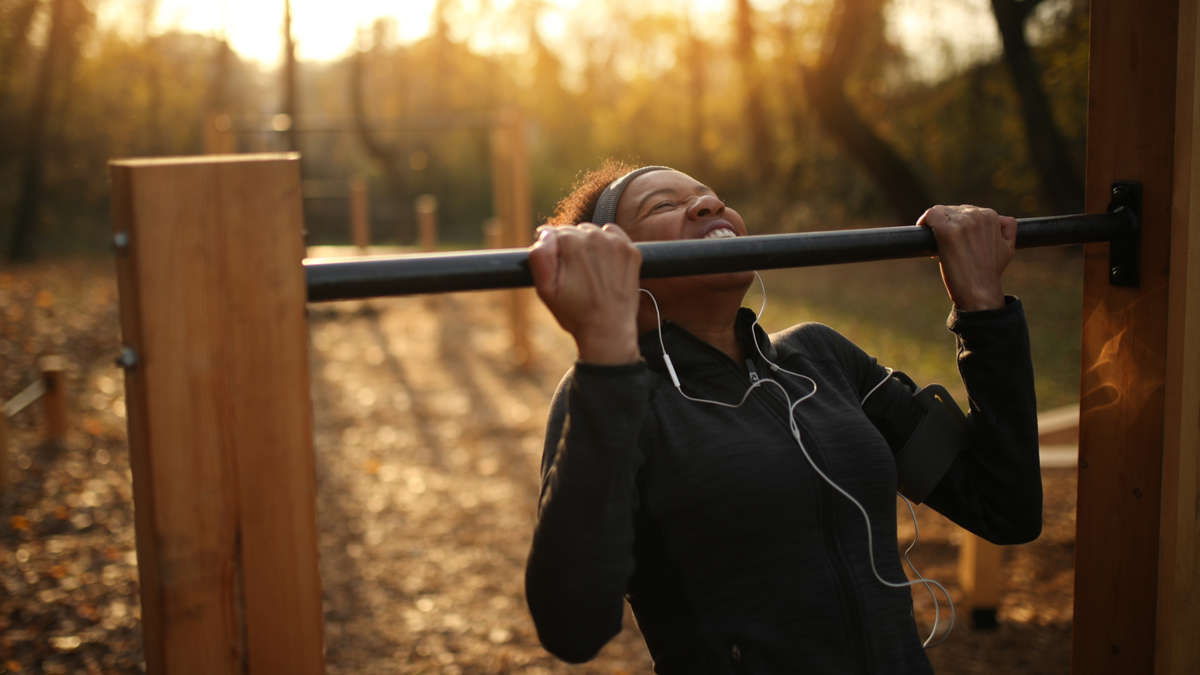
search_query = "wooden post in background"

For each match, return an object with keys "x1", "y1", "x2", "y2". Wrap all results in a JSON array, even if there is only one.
[
  {"x1": 109, "y1": 154, "x2": 323, "y2": 675},
  {"x1": 492, "y1": 111, "x2": 532, "y2": 371},
  {"x1": 203, "y1": 114, "x2": 236, "y2": 155},
  {"x1": 483, "y1": 217, "x2": 503, "y2": 249},
  {"x1": 350, "y1": 174, "x2": 371, "y2": 251},
  {"x1": 0, "y1": 411, "x2": 8, "y2": 497},
  {"x1": 417, "y1": 194, "x2": 438, "y2": 252},
  {"x1": 1074, "y1": 0, "x2": 1198, "y2": 672},
  {"x1": 39, "y1": 356, "x2": 66, "y2": 444},
  {"x1": 957, "y1": 532, "x2": 1002, "y2": 630}
]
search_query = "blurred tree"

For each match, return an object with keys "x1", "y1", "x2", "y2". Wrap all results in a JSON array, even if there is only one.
[
  {"x1": 282, "y1": 0, "x2": 299, "y2": 153},
  {"x1": 350, "y1": 40, "x2": 405, "y2": 206},
  {"x1": 8, "y1": 0, "x2": 84, "y2": 260},
  {"x1": 803, "y1": 0, "x2": 931, "y2": 224},
  {"x1": 734, "y1": 0, "x2": 774, "y2": 187},
  {"x1": 682, "y1": 8, "x2": 711, "y2": 179},
  {"x1": 139, "y1": 0, "x2": 164, "y2": 155},
  {"x1": 991, "y1": 0, "x2": 1083, "y2": 214},
  {"x1": 0, "y1": 0, "x2": 40, "y2": 121}
]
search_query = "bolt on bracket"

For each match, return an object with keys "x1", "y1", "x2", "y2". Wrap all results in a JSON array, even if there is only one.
[{"x1": 1107, "y1": 181, "x2": 1141, "y2": 287}]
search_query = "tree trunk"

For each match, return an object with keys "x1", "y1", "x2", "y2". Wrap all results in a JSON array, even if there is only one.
[
  {"x1": 282, "y1": 0, "x2": 299, "y2": 153},
  {"x1": 0, "y1": 0, "x2": 41, "y2": 117},
  {"x1": 349, "y1": 49, "x2": 404, "y2": 210},
  {"x1": 8, "y1": 0, "x2": 69, "y2": 261},
  {"x1": 803, "y1": 0, "x2": 932, "y2": 224},
  {"x1": 991, "y1": 0, "x2": 1083, "y2": 214},
  {"x1": 734, "y1": 0, "x2": 774, "y2": 187},
  {"x1": 684, "y1": 12, "x2": 710, "y2": 178}
]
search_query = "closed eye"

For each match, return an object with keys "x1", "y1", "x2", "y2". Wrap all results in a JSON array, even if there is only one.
[{"x1": 651, "y1": 201, "x2": 676, "y2": 212}]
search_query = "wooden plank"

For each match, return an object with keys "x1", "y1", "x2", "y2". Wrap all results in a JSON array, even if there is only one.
[
  {"x1": 109, "y1": 154, "x2": 323, "y2": 675},
  {"x1": 1075, "y1": 1, "x2": 1180, "y2": 672},
  {"x1": 1158, "y1": 0, "x2": 1200, "y2": 670}
]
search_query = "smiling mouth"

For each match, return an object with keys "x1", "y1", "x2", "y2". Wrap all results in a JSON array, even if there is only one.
[{"x1": 702, "y1": 228, "x2": 737, "y2": 240}]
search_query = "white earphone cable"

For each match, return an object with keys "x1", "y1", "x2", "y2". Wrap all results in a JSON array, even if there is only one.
[{"x1": 641, "y1": 275, "x2": 955, "y2": 647}]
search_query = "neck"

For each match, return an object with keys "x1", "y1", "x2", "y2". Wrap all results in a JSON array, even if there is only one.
[{"x1": 638, "y1": 285, "x2": 748, "y2": 364}]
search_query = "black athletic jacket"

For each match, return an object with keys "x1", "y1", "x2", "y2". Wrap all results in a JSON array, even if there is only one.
[{"x1": 526, "y1": 298, "x2": 1042, "y2": 674}]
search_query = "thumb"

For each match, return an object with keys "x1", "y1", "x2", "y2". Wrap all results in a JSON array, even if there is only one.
[{"x1": 999, "y1": 215, "x2": 1018, "y2": 247}]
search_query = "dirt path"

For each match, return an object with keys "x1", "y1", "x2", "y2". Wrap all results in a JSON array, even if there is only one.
[{"x1": 309, "y1": 292, "x2": 654, "y2": 674}]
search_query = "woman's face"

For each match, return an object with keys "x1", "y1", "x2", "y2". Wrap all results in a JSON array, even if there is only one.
[
  {"x1": 612, "y1": 169, "x2": 754, "y2": 308},
  {"x1": 613, "y1": 170, "x2": 748, "y2": 242}
]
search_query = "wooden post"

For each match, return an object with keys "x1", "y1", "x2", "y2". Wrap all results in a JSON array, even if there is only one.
[
  {"x1": 957, "y1": 531, "x2": 1002, "y2": 629},
  {"x1": 203, "y1": 114, "x2": 236, "y2": 155},
  {"x1": 483, "y1": 217, "x2": 503, "y2": 249},
  {"x1": 350, "y1": 175, "x2": 371, "y2": 251},
  {"x1": 39, "y1": 356, "x2": 66, "y2": 443},
  {"x1": 491, "y1": 111, "x2": 532, "y2": 371},
  {"x1": 1158, "y1": 0, "x2": 1200, "y2": 671},
  {"x1": 109, "y1": 154, "x2": 323, "y2": 675},
  {"x1": 416, "y1": 194, "x2": 438, "y2": 252},
  {"x1": 1074, "y1": 1, "x2": 1198, "y2": 672}
]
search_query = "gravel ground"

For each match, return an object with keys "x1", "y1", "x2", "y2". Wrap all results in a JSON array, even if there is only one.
[{"x1": 1, "y1": 261, "x2": 1073, "y2": 674}]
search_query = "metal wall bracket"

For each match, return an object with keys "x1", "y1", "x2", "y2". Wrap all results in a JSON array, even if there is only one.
[{"x1": 1107, "y1": 181, "x2": 1141, "y2": 287}]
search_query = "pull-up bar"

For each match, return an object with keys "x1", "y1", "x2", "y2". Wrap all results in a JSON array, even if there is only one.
[{"x1": 305, "y1": 181, "x2": 1142, "y2": 302}]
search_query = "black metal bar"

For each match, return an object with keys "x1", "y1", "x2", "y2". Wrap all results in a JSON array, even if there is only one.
[{"x1": 306, "y1": 209, "x2": 1136, "y2": 303}]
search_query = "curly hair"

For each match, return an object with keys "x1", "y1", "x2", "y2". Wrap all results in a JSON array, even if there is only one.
[{"x1": 549, "y1": 159, "x2": 637, "y2": 226}]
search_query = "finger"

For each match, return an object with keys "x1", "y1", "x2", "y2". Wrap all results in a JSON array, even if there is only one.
[
  {"x1": 528, "y1": 229, "x2": 561, "y2": 294},
  {"x1": 917, "y1": 206, "x2": 948, "y2": 229},
  {"x1": 998, "y1": 215, "x2": 1018, "y2": 243}
]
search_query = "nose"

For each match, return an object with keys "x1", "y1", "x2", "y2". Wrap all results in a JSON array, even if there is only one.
[{"x1": 687, "y1": 194, "x2": 725, "y2": 220}]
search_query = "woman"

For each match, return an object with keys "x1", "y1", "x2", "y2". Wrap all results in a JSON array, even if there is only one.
[{"x1": 524, "y1": 162, "x2": 1042, "y2": 674}]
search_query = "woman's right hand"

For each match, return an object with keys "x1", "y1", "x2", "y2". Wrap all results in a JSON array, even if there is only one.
[{"x1": 529, "y1": 224, "x2": 643, "y2": 365}]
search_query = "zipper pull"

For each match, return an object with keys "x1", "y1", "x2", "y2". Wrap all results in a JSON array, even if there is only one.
[{"x1": 745, "y1": 359, "x2": 759, "y2": 383}]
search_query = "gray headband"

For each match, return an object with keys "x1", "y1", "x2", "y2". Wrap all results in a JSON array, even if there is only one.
[{"x1": 590, "y1": 165, "x2": 673, "y2": 225}]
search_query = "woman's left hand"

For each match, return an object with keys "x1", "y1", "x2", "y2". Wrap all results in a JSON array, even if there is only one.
[{"x1": 918, "y1": 205, "x2": 1017, "y2": 312}]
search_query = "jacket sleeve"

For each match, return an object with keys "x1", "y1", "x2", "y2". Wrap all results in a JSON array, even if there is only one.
[
  {"x1": 857, "y1": 297, "x2": 1042, "y2": 545},
  {"x1": 525, "y1": 361, "x2": 649, "y2": 663}
]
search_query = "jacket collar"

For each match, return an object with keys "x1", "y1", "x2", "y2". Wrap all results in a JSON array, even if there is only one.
[{"x1": 638, "y1": 307, "x2": 777, "y2": 372}]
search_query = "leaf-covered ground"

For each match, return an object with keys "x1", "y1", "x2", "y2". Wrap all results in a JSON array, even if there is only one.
[{"x1": 1, "y1": 258, "x2": 1074, "y2": 674}]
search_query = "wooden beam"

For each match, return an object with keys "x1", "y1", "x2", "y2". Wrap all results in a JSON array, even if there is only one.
[
  {"x1": 1158, "y1": 0, "x2": 1200, "y2": 671},
  {"x1": 109, "y1": 154, "x2": 323, "y2": 675},
  {"x1": 1074, "y1": 0, "x2": 1183, "y2": 672}
]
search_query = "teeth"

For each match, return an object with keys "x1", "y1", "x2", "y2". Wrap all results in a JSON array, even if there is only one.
[{"x1": 703, "y1": 229, "x2": 736, "y2": 240}]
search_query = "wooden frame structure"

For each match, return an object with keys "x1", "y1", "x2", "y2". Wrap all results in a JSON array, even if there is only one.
[{"x1": 110, "y1": 2, "x2": 1198, "y2": 671}]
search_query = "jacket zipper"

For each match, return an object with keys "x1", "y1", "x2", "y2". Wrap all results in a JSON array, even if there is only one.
[
  {"x1": 752, "y1": 370, "x2": 871, "y2": 675},
  {"x1": 665, "y1": 327, "x2": 873, "y2": 674}
]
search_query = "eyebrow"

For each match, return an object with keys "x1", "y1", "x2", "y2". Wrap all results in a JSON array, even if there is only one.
[{"x1": 635, "y1": 184, "x2": 715, "y2": 217}]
